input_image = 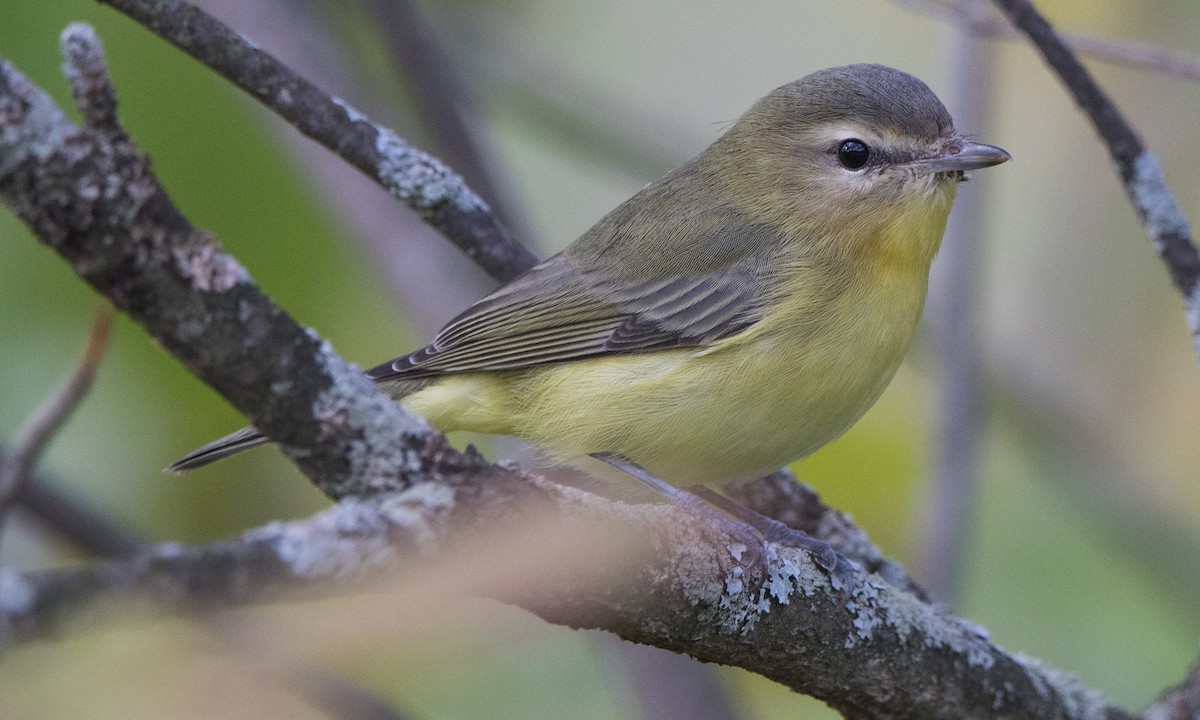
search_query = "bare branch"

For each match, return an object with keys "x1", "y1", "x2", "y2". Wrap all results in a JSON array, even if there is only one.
[
  {"x1": 97, "y1": 0, "x2": 538, "y2": 283},
  {"x1": 986, "y1": 0, "x2": 1200, "y2": 357},
  {"x1": 362, "y1": 0, "x2": 524, "y2": 236},
  {"x1": 0, "y1": 306, "x2": 114, "y2": 542}
]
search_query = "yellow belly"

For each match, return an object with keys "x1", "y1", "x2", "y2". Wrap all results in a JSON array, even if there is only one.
[{"x1": 403, "y1": 266, "x2": 927, "y2": 487}]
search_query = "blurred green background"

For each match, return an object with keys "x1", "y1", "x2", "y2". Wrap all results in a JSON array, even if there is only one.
[{"x1": 1, "y1": 0, "x2": 1199, "y2": 718}]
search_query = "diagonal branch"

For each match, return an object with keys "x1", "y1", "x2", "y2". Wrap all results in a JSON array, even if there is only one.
[
  {"x1": 0, "y1": 24, "x2": 429, "y2": 501},
  {"x1": 0, "y1": 461, "x2": 1134, "y2": 720},
  {"x1": 989, "y1": 0, "x2": 1200, "y2": 358},
  {"x1": 97, "y1": 0, "x2": 538, "y2": 283},
  {"x1": 896, "y1": 0, "x2": 1200, "y2": 84}
]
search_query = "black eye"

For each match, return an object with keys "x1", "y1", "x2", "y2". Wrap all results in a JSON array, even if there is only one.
[{"x1": 837, "y1": 139, "x2": 871, "y2": 170}]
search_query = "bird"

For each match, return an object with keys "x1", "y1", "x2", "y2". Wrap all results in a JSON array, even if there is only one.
[{"x1": 170, "y1": 63, "x2": 1009, "y2": 491}]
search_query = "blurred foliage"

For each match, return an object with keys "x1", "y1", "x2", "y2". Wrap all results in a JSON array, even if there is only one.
[{"x1": 2, "y1": 0, "x2": 1199, "y2": 718}]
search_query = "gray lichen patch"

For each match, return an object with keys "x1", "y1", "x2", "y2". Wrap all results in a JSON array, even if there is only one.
[
  {"x1": 841, "y1": 572, "x2": 999, "y2": 670},
  {"x1": 1129, "y1": 152, "x2": 1190, "y2": 254},
  {"x1": 171, "y1": 242, "x2": 248, "y2": 293},
  {"x1": 713, "y1": 543, "x2": 825, "y2": 635},
  {"x1": 0, "y1": 64, "x2": 72, "y2": 179},
  {"x1": 374, "y1": 126, "x2": 490, "y2": 214},
  {"x1": 309, "y1": 340, "x2": 433, "y2": 494},
  {"x1": 264, "y1": 484, "x2": 454, "y2": 580}
]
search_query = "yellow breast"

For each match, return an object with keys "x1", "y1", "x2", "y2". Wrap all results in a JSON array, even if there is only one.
[{"x1": 403, "y1": 192, "x2": 952, "y2": 486}]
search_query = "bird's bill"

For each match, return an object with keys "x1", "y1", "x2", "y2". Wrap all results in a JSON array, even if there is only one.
[{"x1": 909, "y1": 140, "x2": 1011, "y2": 174}]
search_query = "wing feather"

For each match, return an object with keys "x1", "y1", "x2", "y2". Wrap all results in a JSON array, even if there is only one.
[{"x1": 366, "y1": 216, "x2": 782, "y2": 382}]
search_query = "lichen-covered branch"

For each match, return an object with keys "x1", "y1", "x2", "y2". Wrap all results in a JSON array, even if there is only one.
[
  {"x1": 990, "y1": 0, "x2": 1200, "y2": 358},
  {"x1": 97, "y1": 0, "x2": 537, "y2": 283},
  {"x1": 0, "y1": 26, "x2": 430, "y2": 500},
  {"x1": 0, "y1": 458, "x2": 1133, "y2": 720}
]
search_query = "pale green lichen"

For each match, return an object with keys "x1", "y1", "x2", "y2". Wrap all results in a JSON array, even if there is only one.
[
  {"x1": 712, "y1": 544, "x2": 825, "y2": 635},
  {"x1": 374, "y1": 127, "x2": 491, "y2": 214},
  {"x1": 1129, "y1": 152, "x2": 1190, "y2": 254},
  {"x1": 0, "y1": 63, "x2": 71, "y2": 179}
]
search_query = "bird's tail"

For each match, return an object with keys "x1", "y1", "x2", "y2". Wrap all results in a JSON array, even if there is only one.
[
  {"x1": 166, "y1": 377, "x2": 433, "y2": 474},
  {"x1": 165, "y1": 426, "x2": 268, "y2": 474}
]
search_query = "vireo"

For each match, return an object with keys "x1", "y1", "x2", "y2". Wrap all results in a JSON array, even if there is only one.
[{"x1": 171, "y1": 64, "x2": 1009, "y2": 487}]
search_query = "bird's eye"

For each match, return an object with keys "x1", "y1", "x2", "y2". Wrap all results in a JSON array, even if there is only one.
[{"x1": 836, "y1": 139, "x2": 871, "y2": 170}]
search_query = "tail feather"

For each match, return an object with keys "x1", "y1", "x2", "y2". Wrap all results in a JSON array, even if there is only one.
[
  {"x1": 166, "y1": 426, "x2": 267, "y2": 474},
  {"x1": 167, "y1": 377, "x2": 434, "y2": 474}
]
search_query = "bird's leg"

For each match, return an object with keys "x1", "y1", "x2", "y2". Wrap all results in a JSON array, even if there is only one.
[
  {"x1": 589, "y1": 452, "x2": 856, "y2": 592},
  {"x1": 686, "y1": 485, "x2": 857, "y2": 592},
  {"x1": 589, "y1": 451, "x2": 714, "y2": 512}
]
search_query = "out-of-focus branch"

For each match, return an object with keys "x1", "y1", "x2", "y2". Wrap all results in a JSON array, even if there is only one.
[
  {"x1": 97, "y1": 0, "x2": 538, "y2": 284},
  {"x1": 1141, "y1": 659, "x2": 1200, "y2": 720},
  {"x1": 3, "y1": 467, "x2": 141, "y2": 558},
  {"x1": 917, "y1": 0, "x2": 993, "y2": 606},
  {"x1": 896, "y1": 0, "x2": 1200, "y2": 83},
  {"x1": 986, "y1": 0, "x2": 1200, "y2": 358},
  {"x1": 0, "y1": 459, "x2": 1135, "y2": 720},
  {"x1": 0, "y1": 306, "x2": 114, "y2": 543}
]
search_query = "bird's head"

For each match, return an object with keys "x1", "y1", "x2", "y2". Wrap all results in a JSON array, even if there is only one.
[{"x1": 711, "y1": 64, "x2": 1009, "y2": 262}]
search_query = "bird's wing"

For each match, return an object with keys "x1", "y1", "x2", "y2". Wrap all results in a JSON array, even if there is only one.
[{"x1": 365, "y1": 250, "x2": 771, "y2": 381}]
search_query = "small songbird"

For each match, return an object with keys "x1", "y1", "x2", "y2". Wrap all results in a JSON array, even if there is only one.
[{"x1": 170, "y1": 64, "x2": 1009, "y2": 487}]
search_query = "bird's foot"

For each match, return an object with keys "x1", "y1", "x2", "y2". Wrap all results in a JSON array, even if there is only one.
[
  {"x1": 687, "y1": 485, "x2": 858, "y2": 593},
  {"x1": 588, "y1": 452, "x2": 855, "y2": 593}
]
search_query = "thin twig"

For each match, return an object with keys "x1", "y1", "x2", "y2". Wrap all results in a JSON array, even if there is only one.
[
  {"x1": 6, "y1": 468, "x2": 141, "y2": 558},
  {"x1": 97, "y1": 0, "x2": 538, "y2": 283},
  {"x1": 989, "y1": 0, "x2": 1200, "y2": 358},
  {"x1": 0, "y1": 306, "x2": 115, "y2": 545},
  {"x1": 363, "y1": 0, "x2": 522, "y2": 235},
  {"x1": 897, "y1": 0, "x2": 1200, "y2": 83}
]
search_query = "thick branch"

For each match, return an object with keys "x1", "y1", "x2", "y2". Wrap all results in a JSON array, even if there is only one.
[
  {"x1": 0, "y1": 461, "x2": 1131, "y2": 720},
  {"x1": 0, "y1": 26, "x2": 430, "y2": 500},
  {"x1": 98, "y1": 0, "x2": 537, "y2": 282}
]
